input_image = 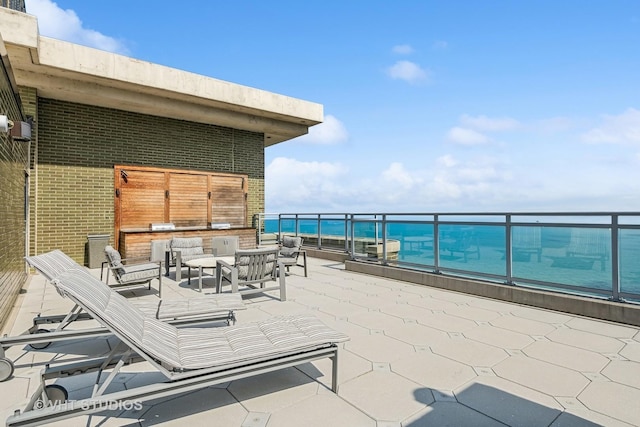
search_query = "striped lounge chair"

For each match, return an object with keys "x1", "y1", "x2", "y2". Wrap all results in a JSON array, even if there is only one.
[
  {"x1": 7, "y1": 267, "x2": 349, "y2": 426},
  {"x1": 0, "y1": 250, "x2": 246, "y2": 382}
]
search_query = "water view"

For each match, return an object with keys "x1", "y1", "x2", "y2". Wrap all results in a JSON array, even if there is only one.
[{"x1": 264, "y1": 215, "x2": 640, "y2": 303}]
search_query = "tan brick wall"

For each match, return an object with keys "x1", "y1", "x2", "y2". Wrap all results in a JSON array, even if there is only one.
[
  {"x1": 18, "y1": 87, "x2": 37, "y2": 258},
  {"x1": 34, "y1": 98, "x2": 265, "y2": 264},
  {"x1": 0, "y1": 68, "x2": 29, "y2": 329}
]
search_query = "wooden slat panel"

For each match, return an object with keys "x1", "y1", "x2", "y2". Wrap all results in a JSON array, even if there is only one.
[
  {"x1": 211, "y1": 176, "x2": 246, "y2": 226},
  {"x1": 115, "y1": 166, "x2": 248, "y2": 248},
  {"x1": 119, "y1": 170, "x2": 165, "y2": 229},
  {"x1": 169, "y1": 173, "x2": 208, "y2": 227}
]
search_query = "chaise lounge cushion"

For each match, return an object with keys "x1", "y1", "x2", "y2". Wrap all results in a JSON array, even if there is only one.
[
  {"x1": 53, "y1": 269, "x2": 348, "y2": 371},
  {"x1": 25, "y1": 249, "x2": 78, "y2": 280}
]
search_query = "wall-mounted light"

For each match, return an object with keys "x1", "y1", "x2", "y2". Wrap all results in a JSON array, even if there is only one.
[{"x1": 0, "y1": 115, "x2": 14, "y2": 133}]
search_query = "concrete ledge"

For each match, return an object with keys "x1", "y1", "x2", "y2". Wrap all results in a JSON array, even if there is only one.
[
  {"x1": 305, "y1": 248, "x2": 350, "y2": 263},
  {"x1": 344, "y1": 260, "x2": 640, "y2": 327}
]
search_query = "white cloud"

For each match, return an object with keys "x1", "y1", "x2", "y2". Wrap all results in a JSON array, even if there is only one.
[
  {"x1": 459, "y1": 114, "x2": 519, "y2": 132},
  {"x1": 581, "y1": 108, "x2": 640, "y2": 145},
  {"x1": 386, "y1": 60, "x2": 429, "y2": 84},
  {"x1": 392, "y1": 44, "x2": 414, "y2": 55},
  {"x1": 25, "y1": 0, "x2": 129, "y2": 55},
  {"x1": 447, "y1": 127, "x2": 489, "y2": 145},
  {"x1": 381, "y1": 162, "x2": 419, "y2": 189},
  {"x1": 265, "y1": 157, "x2": 349, "y2": 211},
  {"x1": 437, "y1": 154, "x2": 458, "y2": 168},
  {"x1": 265, "y1": 155, "x2": 519, "y2": 212},
  {"x1": 293, "y1": 115, "x2": 348, "y2": 145}
]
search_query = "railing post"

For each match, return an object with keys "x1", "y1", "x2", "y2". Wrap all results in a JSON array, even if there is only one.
[
  {"x1": 277, "y1": 214, "x2": 282, "y2": 243},
  {"x1": 381, "y1": 214, "x2": 387, "y2": 265},
  {"x1": 317, "y1": 214, "x2": 322, "y2": 249},
  {"x1": 611, "y1": 215, "x2": 621, "y2": 302},
  {"x1": 349, "y1": 214, "x2": 355, "y2": 259},
  {"x1": 344, "y1": 214, "x2": 349, "y2": 253},
  {"x1": 505, "y1": 215, "x2": 513, "y2": 285},
  {"x1": 434, "y1": 215, "x2": 440, "y2": 273}
]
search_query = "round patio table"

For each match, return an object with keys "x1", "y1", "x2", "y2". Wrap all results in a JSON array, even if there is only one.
[{"x1": 184, "y1": 256, "x2": 233, "y2": 292}]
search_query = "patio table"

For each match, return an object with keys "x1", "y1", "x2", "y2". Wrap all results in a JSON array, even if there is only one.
[{"x1": 184, "y1": 256, "x2": 233, "y2": 292}]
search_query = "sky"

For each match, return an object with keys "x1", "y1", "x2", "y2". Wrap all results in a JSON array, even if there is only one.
[{"x1": 23, "y1": 0, "x2": 640, "y2": 214}]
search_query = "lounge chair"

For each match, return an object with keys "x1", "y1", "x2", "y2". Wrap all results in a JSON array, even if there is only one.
[
  {"x1": 215, "y1": 247, "x2": 287, "y2": 300},
  {"x1": 6, "y1": 267, "x2": 348, "y2": 426},
  {"x1": 104, "y1": 245, "x2": 163, "y2": 297},
  {"x1": 279, "y1": 236, "x2": 308, "y2": 277},
  {"x1": 0, "y1": 250, "x2": 246, "y2": 382}
]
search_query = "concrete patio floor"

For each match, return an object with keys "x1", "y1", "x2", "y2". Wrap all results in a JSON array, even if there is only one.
[{"x1": 1, "y1": 256, "x2": 640, "y2": 426}]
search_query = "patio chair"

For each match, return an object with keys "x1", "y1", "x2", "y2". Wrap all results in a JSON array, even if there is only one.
[
  {"x1": 0, "y1": 250, "x2": 246, "y2": 382},
  {"x1": 279, "y1": 236, "x2": 308, "y2": 277},
  {"x1": 7, "y1": 267, "x2": 348, "y2": 426},
  {"x1": 166, "y1": 237, "x2": 210, "y2": 282},
  {"x1": 215, "y1": 247, "x2": 287, "y2": 300},
  {"x1": 104, "y1": 245, "x2": 163, "y2": 297}
]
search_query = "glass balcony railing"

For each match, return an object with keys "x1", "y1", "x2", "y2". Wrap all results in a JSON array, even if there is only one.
[{"x1": 257, "y1": 212, "x2": 640, "y2": 304}]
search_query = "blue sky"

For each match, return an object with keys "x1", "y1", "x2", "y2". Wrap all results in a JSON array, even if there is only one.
[{"x1": 24, "y1": 0, "x2": 640, "y2": 213}]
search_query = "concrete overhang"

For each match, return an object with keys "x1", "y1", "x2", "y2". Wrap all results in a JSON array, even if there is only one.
[{"x1": 0, "y1": 8, "x2": 323, "y2": 146}]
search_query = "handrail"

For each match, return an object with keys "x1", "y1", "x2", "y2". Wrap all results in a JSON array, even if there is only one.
[{"x1": 265, "y1": 212, "x2": 640, "y2": 304}]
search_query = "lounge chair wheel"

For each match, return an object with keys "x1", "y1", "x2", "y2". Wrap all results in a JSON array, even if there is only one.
[
  {"x1": 43, "y1": 384, "x2": 68, "y2": 405},
  {"x1": 28, "y1": 329, "x2": 52, "y2": 349},
  {"x1": 0, "y1": 357, "x2": 14, "y2": 382}
]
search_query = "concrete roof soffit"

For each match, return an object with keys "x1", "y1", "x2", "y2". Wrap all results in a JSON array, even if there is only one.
[{"x1": 0, "y1": 8, "x2": 321, "y2": 145}]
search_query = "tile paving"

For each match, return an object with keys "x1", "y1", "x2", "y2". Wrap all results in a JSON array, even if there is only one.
[{"x1": 1, "y1": 256, "x2": 640, "y2": 426}]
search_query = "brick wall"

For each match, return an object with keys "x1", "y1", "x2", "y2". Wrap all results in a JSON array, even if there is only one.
[
  {"x1": 34, "y1": 98, "x2": 265, "y2": 263},
  {"x1": 0, "y1": 64, "x2": 28, "y2": 329},
  {"x1": 18, "y1": 87, "x2": 37, "y2": 259}
]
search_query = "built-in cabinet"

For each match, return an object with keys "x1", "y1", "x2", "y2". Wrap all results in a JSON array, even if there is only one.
[{"x1": 114, "y1": 165, "x2": 248, "y2": 248}]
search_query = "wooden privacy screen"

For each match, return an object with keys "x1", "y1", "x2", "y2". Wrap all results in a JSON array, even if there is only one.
[{"x1": 114, "y1": 165, "x2": 248, "y2": 246}]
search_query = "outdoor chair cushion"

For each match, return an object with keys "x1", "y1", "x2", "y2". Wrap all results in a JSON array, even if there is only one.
[
  {"x1": 235, "y1": 248, "x2": 277, "y2": 279},
  {"x1": 170, "y1": 237, "x2": 205, "y2": 262},
  {"x1": 118, "y1": 262, "x2": 161, "y2": 282},
  {"x1": 280, "y1": 236, "x2": 302, "y2": 257},
  {"x1": 105, "y1": 245, "x2": 125, "y2": 275}
]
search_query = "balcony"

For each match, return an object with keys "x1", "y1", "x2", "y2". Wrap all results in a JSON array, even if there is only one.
[{"x1": 1, "y1": 256, "x2": 639, "y2": 425}]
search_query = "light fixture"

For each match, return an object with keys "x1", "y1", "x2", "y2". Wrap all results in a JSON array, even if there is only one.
[{"x1": 0, "y1": 115, "x2": 14, "y2": 133}]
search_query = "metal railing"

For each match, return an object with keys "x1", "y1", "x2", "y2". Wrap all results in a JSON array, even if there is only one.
[{"x1": 263, "y1": 212, "x2": 640, "y2": 304}]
